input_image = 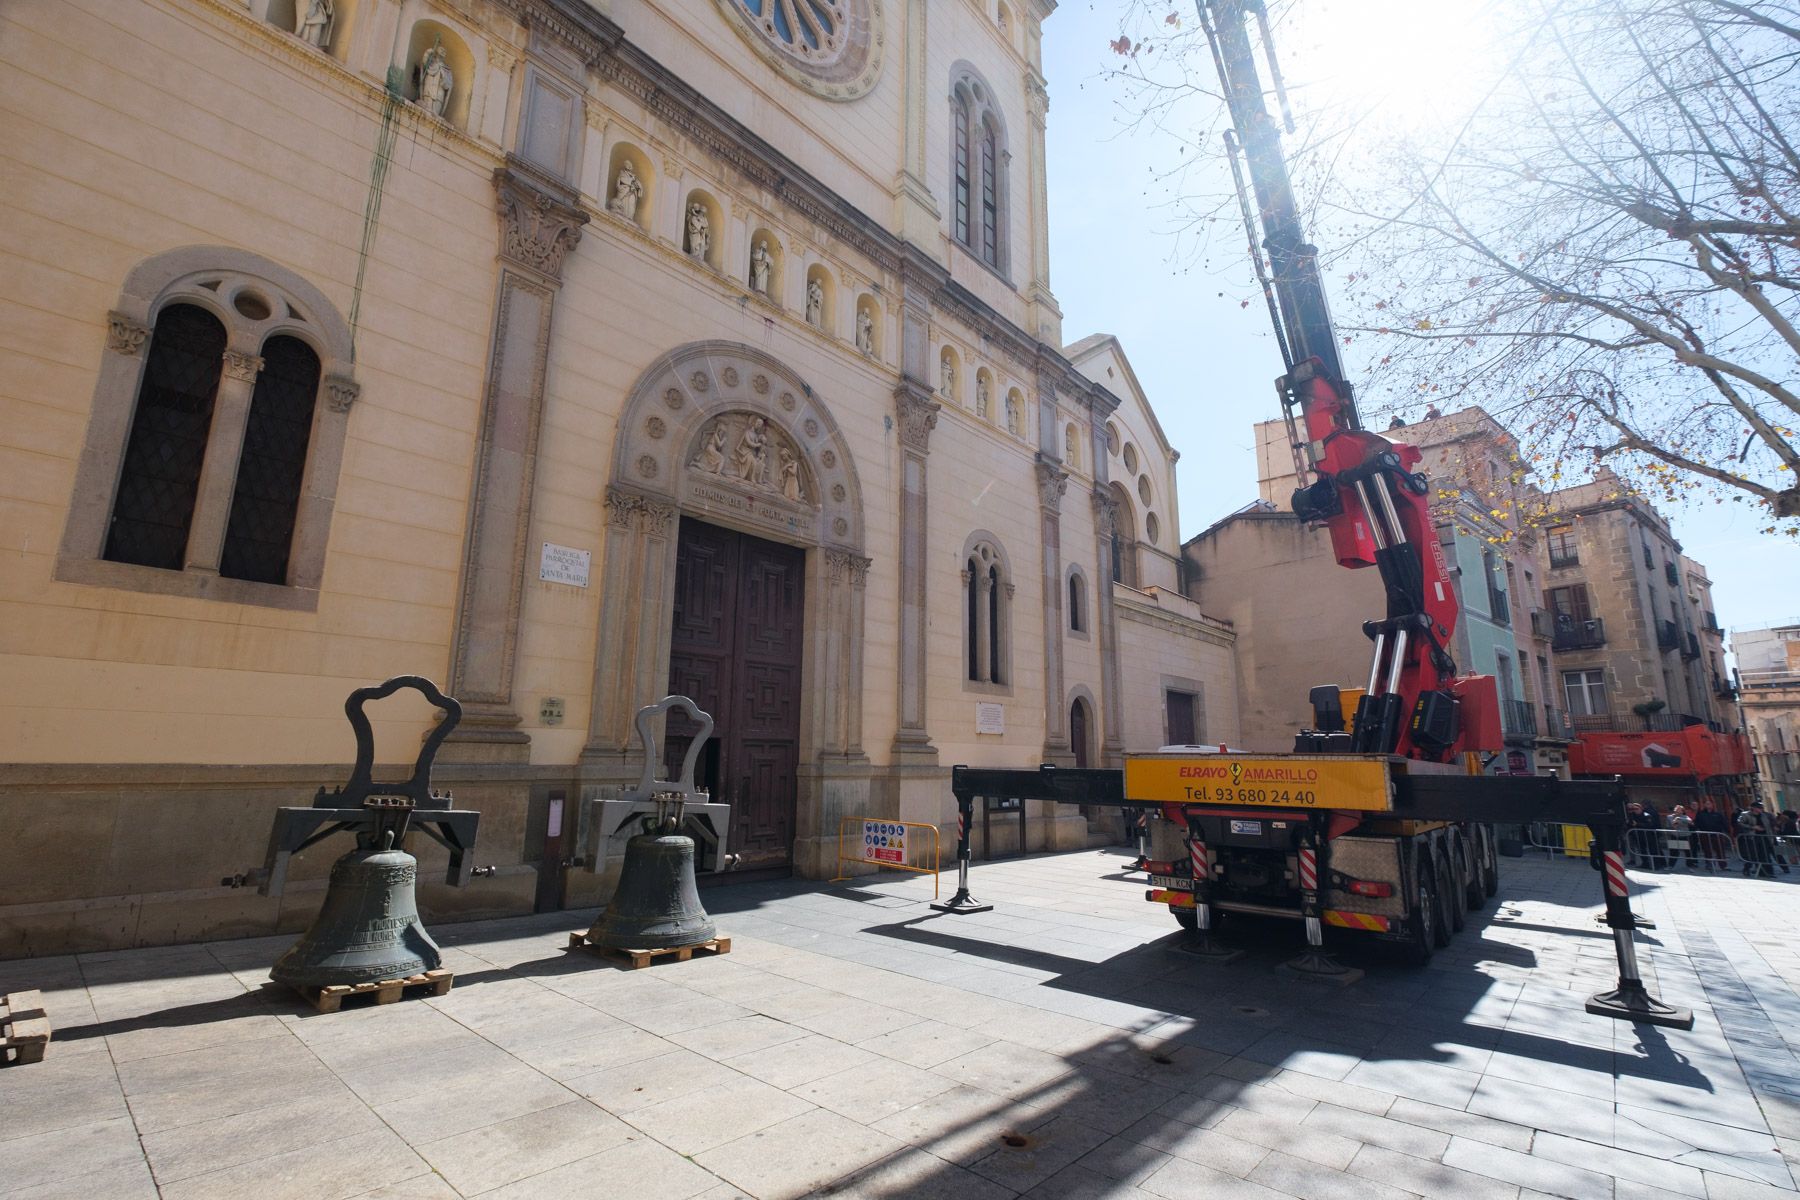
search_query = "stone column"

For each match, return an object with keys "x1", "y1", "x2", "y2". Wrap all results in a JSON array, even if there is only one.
[
  {"x1": 1037, "y1": 457, "x2": 1072, "y2": 764},
  {"x1": 181, "y1": 347, "x2": 263, "y2": 574},
  {"x1": 893, "y1": 381, "x2": 942, "y2": 762},
  {"x1": 445, "y1": 161, "x2": 588, "y2": 754},
  {"x1": 579, "y1": 487, "x2": 679, "y2": 780},
  {"x1": 1092, "y1": 489, "x2": 1127, "y2": 764}
]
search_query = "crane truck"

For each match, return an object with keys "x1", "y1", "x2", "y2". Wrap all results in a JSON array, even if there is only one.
[{"x1": 932, "y1": 0, "x2": 1691, "y2": 1028}]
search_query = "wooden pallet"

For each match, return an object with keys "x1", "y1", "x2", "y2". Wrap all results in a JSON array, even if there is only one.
[
  {"x1": 292, "y1": 968, "x2": 454, "y2": 1014},
  {"x1": 1, "y1": 990, "x2": 51, "y2": 1066},
  {"x1": 567, "y1": 932, "x2": 731, "y2": 969}
]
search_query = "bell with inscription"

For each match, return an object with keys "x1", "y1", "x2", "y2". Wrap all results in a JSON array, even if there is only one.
[
  {"x1": 587, "y1": 815, "x2": 717, "y2": 951},
  {"x1": 271, "y1": 833, "x2": 441, "y2": 990},
  {"x1": 254, "y1": 677, "x2": 483, "y2": 1000}
]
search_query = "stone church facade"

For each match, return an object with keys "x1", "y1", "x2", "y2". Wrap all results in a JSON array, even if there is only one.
[{"x1": 0, "y1": 0, "x2": 1235, "y2": 955}]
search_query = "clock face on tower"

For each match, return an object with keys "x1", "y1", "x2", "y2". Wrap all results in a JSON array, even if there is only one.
[{"x1": 715, "y1": 0, "x2": 884, "y2": 101}]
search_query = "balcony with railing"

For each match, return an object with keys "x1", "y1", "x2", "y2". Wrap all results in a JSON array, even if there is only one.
[
  {"x1": 1657, "y1": 619, "x2": 1680, "y2": 651},
  {"x1": 1664, "y1": 561, "x2": 1680, "y2": 586},
  {"x1": 1541, "y1": 706, "x2": 1575, "y2": 740},
  {"x1": 1714, "y1": 674, "x2": 1738, "y2": 700},
  {"x1": 1550, "y1": 549, "x2": 1580, "y2": 569},
  {"x1": 1703, "y1": 610, "x2": 1721, "y2": 634},
  {"x1": 1528, "y1": 608, "x2": 1548, "y2": 638},
  {"x1": 1552, "y1": 615, "x2": 1606, "y2": 651},
  {"x1": 1502, "y1": 699, "x2": 1537, "y2": 739},
  {"x1": 1682, "y1": 631, "x2": 1701, "y2": 660}
]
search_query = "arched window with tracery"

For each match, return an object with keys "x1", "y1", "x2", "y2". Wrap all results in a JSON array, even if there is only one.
[
  {"x1": 963, "y1": 538, "x2": 1011, "y2": 687},
  {"x1": 59, "y1": 247, "x2": 357, "y2": 610},
  {"x1": 950, "y1": 65, "x2": 1009, "y2": 275}
]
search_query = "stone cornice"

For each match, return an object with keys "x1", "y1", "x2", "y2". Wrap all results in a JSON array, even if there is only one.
[{"x1": 494, "y1": 0, "x2": 622, "y2": 63}]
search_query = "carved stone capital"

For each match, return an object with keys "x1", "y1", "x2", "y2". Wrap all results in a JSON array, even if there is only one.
[
  {"x1": 1026, "y1": 73, "x2": 1050, "y2": 121},
  {"x1": 495, "y1": 165, "x2": 590, "y2": 283},
  {"x1": 605, "y1": 485, "x2": 643, "y2": 530},
  {"x1": 825, "y1": 549, "x2": 871, "y2": 586},
  {"x1": 894, "y1": 385, "x2": 941, "y2": 454},
  {"x1": 1035, "y1": 457, "x2": 1069, "y2": 513},
  {"x1": 1091, "y1": 489, "x2": 1119, "y2": 537},
  {"x1": 324, "y1": 375, "x2": 359, "y2": 413},
  {"x1": 488, "y1": 40, "x2": 520, "y2": 74},
  {"x1": 222, "y1": 351, "x2": 264, "y2": 382},
  {"x1": 640, "y1": 497, "x2": 677, "y2": 539},
  {"x1": 107, "y1": 311, "x2": 150, "y2": 357}
]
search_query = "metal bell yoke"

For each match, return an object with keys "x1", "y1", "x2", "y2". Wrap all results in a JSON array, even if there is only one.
[{"x1": 257, "y1": 676, "x2": 482, "y2": 991}]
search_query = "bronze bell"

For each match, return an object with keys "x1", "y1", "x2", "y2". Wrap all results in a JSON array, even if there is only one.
[
  {"x1": 586, "y1": 825, "x2": 716, "y2": 951},
  {"x1": 271, "y1": 835, "x2": 443, "y2": 990}
]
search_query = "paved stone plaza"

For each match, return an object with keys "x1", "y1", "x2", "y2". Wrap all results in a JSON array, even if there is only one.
[{"x1": 2, "y1": 848, "x2": 1797, "y2": 1200}]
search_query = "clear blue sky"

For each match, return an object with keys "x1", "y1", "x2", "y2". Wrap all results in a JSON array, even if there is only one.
[{"x1": 1041, "y1": 1, "x2": 1800, "y2": 636}]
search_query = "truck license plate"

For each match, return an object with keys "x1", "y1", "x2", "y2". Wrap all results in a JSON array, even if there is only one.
[
  {"x1": 1149, "y1": 874, "x2": 1194, "y2": 890},
  {"x1": 1230, "y1": 820, "x2": 1263, "y2": 835}
]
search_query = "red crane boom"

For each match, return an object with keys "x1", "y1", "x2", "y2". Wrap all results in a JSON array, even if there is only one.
[{"x1": 1200, "y1": 0, "x2": 1500, "y2": 760}]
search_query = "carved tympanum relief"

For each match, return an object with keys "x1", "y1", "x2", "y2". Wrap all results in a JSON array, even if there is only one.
[{"x1": 687, "y1": 412, "x2": 811, "y2": 504}]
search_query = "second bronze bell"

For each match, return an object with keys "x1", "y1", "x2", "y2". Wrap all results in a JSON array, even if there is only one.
[{"x1": 586, "y1": 820, "x2": 716, "y2": 951}]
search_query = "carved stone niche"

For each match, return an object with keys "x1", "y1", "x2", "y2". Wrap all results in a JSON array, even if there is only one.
[{"x1": 683, "y1": 411, "x2": 818, "y2": 536}]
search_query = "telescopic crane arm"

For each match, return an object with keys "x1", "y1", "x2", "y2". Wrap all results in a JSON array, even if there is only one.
[{"x1": 1200, "y1": 0, "x2": 1500, "y2": 760}]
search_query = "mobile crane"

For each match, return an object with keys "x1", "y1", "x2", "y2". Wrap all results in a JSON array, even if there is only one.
[{"x1": 933, "y1": 0, "x2": 1691, "y2": 1028}]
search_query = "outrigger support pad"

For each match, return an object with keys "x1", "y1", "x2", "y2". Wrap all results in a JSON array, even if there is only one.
[
  {"x1": 930, "y1": 789, "x2": 993, "y2": 914},
  {"x1": 1585, "y1": 820, "x2": 1693, "y2": 1030}
]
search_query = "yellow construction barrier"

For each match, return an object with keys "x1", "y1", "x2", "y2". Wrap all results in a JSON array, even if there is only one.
[{"x1": 832, "y1": 817, "x2": 940, "y2": 899}]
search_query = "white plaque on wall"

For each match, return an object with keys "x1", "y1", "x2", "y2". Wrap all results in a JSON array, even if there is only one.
[
  {"x1": 976, "y1": 702, "x2": 1005, "y2": 735},
  {"x1": 539, "y1": 542, "x2": 591, "y2": 587}
]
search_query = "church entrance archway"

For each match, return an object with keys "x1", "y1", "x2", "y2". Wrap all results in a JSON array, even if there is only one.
[
  {"x1": 665, "y1": 517, "x2": 806, "y2": 874},
  {"x1": 582, "y1": 341, "x2": 873, "y2": 881}
]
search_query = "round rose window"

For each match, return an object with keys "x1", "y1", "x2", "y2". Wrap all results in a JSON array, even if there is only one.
[{"x1": 717, "y1": 0, "x2": 883, "y2": 100}]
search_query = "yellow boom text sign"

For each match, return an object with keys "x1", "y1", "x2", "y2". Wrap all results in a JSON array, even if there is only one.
[{"x1": 1124, "y1": 756, "x2": 1393, "y2": 812}]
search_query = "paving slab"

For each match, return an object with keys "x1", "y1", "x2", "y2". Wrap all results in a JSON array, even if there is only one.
[{"x1": 2, "y1": 850, "x2": 1796, "y2": 1198}]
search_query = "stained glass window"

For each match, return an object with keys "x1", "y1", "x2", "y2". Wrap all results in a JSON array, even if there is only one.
[
  {"x1": 104, "y1": 304, "x2": 227, "y2": 570},
  {"x1": 221, "y1": 336, "x2": 320, "y2": 584}
]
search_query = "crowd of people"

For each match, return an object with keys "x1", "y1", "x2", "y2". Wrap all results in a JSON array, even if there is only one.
[{"x1": 1624, "y1": 797, "x2": 1799, "y2": 878}]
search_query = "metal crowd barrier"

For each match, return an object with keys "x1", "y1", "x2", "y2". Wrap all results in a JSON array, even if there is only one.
[
  {"x1": 1523, "y1": 822, "x2": 1594, "y2": 859},
  {"x1": 1622, "y1": 828, "x2": 1795, "y2": 874}
]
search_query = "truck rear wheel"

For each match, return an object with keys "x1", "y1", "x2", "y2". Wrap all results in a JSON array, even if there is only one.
[
  {"x1": 1476, "y1": 826, "x2": 1499, "y2": 902},
  {"x1": 1173, "y1": 906, "x2": 1197, "y2": 931},
  {"x1": 1405, "y1": 859, "x2": 1437, "y2": 965},
  {"x1": 1432, "y1": 856, "x2": 1454, "y2": 948},
  {"x1": 1463, "y1": 830, "x2": 1488, "y2": 910},
  {"x1": 1443, "y1": 852, "x2": 1467, "y2": 934}
]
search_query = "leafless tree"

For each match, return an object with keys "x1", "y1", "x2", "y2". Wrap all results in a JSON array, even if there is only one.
[{"x1": 1112, "y1": 1, "x2": 1800, "y2": 531}]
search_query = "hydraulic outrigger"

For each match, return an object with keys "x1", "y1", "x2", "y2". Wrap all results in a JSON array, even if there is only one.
[{"x1": 932, "y1": 0, "x2": 1692, "y2": 1030}]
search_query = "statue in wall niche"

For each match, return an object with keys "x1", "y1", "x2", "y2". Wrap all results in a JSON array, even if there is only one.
[
  {"x1": 1066, "y1": 424, "x2": 1080, "y2": 467},
  {"x1": 686, "y1": 203, "x2": 711, "y2": 260},
  {"x1": 417, "y1": 35, "x2": 454, "y2": 118},
  {"x1": 750, "y1": 240, "x2": 772, "y2": 295},
  {"x1": 940, "y1": 356, "x2": 955, "y2": 396},
  {"x1": 691, "y1": 422, "x2": 728, "y2": 474},
  {"x1": 607, "y1": 161, "x2": 643, "y2": 221},
  {"x1": 855, "y1": 307, "x2": 875, "y2": 355},
  {"x1": 1006, "y1": 394, "x2": 1022, "y2": 435},
  {"x1": 733, "y1": 416, "x2": 771, "y2": 484},
  {"x1": 805, "y1": 278, "x2": 824, "y2": 327},
  {"x1": 977, "y1": 376, "x2": 991, "y2": 419},
  {"x1": 779, "y1": 445, "x2": 806, "y2": 502},
  {"x1": 296, "y1": 0, "x2": 332, "y2": 48}
]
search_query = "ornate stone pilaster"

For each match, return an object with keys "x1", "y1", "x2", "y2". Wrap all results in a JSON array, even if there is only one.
[
  {"x1": 580, "y1": 486, "x2": 681, "y2": 774},
  {"x1": 1023, "y1": 69, "x2": 1060, "y2": 341},
  {"x1": 1037, "y1": 456, "x2": 1073, "y2": 763},
  {"x1": 893, "y1": 381, "x2": 941, "y2": 762},
  {"x1": 893, "y1": 0, "x2": 939, "y2": 242},
  {"x1": 817, "y1": 550, "x2": 874, "y2": 759},
  {"x1": 1091, "y1": 488, "x2": 1127, "y2": 763},
  {"x1": 446, "y1": 162, "x2": 589, "y2": 753}
]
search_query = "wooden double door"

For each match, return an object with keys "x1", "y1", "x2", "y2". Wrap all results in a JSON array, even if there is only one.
[{"x1": 665, "y1": 518, "x2": 805, "y2": 874}]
